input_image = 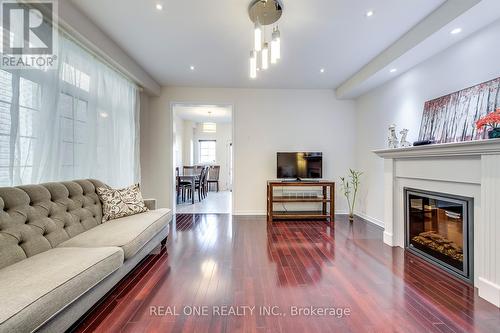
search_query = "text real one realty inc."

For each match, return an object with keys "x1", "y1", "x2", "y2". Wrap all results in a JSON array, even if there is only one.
[{"x1": 149, "y1": 305, "x2": 352, "y2": 318}]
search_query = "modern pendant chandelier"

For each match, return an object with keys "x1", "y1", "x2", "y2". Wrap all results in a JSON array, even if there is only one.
[{"x1": 248, "y1": 0, "x2": 283, "y2": 79}]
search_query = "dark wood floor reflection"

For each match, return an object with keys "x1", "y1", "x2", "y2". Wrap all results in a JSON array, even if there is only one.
[{"x1": 73, "y1": 214, "x2": 500, "y2": 333}]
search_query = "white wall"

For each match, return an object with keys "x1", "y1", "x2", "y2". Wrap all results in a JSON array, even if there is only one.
[
  {"x1": 140, "y1": 90, "x2": 171, "y2": 204},
  {"x1": 139, "y1": 92, "x2": 149, "y2": 185},
  {"x1": 182, "y1": 121, "x2": 195, "y2": 166},
  {"x1": 173, "y1": 115, "x2": 184, "y2": 169},
  {"x1": 354, "y1": 19, "x2": 500, "y2": 225},
  {"x1": 141, "y1": 87, "x2": 356, "y2": 213},
  {"x1": 193, "y1": 122, "x2": 232, "y2": 191}
]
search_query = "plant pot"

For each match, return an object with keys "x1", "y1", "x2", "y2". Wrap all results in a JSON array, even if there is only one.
[{"x1": 488, "y1": 127, "x2": 500, "y2": 139}]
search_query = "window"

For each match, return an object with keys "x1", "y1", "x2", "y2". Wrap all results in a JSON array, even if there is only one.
[
  {"x1": 0, "y1": 69, "x2": 41, "y2": 185},
  {"x1": 0, "y1": 34, "x2": 139, "y2": 187},
  {"x1": 199, "y1": 140, "x2": 216, "y2": 163},
  {"x1": 62, "y1": 63, "x2": 91, "y2": 92},
  {"x1": 0, "y1": 63, "x2": 90, "y2": 185},
  {"x1": 59, "y1": 63, "x2": 91, "y2": 180},
  {"x1": 59, "y1": 93, "x2": 89, "y2": 180}
]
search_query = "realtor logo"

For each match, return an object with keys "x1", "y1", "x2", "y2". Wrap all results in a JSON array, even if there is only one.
[{"x1": 1, "y1": 0, "x2": 58, "y2": 69}]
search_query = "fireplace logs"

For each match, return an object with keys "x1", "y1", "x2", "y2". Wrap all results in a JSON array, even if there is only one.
[{"x1": 412, "y1": 231, "x2": 463, "y2": 262}]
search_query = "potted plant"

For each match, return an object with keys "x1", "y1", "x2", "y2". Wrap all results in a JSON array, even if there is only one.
[
  {"x1": 340, "y1": 169, "x2": 362, "y2": 222},
  {"x1": 476, "y1": 108, "x2": 500, "y2": 139}
]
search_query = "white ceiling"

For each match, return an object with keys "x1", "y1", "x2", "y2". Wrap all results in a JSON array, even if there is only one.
[
  {"x1": 337, "y1": 0, "x2": 500, "y2": 98},
  {"x1": 174, "y1": 104, "x2": 233, "y2": 123},
  {"x1": 71, "y1": 0, "x2": 445, "y2": 89}
]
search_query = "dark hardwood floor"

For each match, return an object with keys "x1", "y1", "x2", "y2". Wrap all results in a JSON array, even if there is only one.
[{"x1": 73, "y1": 214, "x2": 500, "y2": 333}]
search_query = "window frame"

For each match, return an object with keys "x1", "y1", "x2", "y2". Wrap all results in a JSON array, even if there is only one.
[
  {"x1": 198, "y1": 139, "x2": 216, "y2": 164},
  {"x1": 58, "y1": 64, "x2": 91, "y2": 179},
  {"x1": 0, "y1": 68, "x2": 44, "y2": 184}
]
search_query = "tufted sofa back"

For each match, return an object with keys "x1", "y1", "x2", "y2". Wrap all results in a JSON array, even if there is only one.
[{"x1": 0, "y1": 179, "x2": 109, "y2": 269}]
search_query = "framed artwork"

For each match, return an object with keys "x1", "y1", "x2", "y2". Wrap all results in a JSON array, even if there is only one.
[{"x1": 418, "y1": 77, "x2": 500, "y2": 143}]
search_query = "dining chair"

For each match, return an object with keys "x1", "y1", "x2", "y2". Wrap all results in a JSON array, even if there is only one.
[
  {"x1": 179, "y1": 166, "x2": 195, "y2": 202},
  {"x1": 175, "y1": 167, "x2": 179, "y2": 197},
  {"x1": 187, "y1": 166, "x2": 208, "y2": 202},
  {"x1": 183, "y1": 166, "x2": 195, "y2": 175},
  {"x1": 202, "y1": 166, "x2": 210, "y2": 198},
  {"x1": 195, "y1": 165, "x2": 204, "y2": 176},
  {"x1": 207, "y1": 165, "x2": 220, "y2": 192}
]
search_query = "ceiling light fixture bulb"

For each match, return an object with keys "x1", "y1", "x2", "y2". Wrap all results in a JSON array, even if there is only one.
[
  {"x1": 262, "y1": 43, "x2": 269, "y2": 70},
  {"x1": 156, "y1": 3, "x2": 163, "y2": 10},
  {"x1": 320, "y1": 68, "x2": 325, "y2": 73},
  {"x1": 366, "y1": 10, "x2": 374, "y2": 17},
  {"x1": 390, "y1": 68, "x2": 397, "y2": 73},
  {"x1": 254, "y1": 21, "x2": 262, "y2": 52},
  {"x1": 249, "y1": 50, "x2": 257, "y2": 79},
  {"x1": 190, "y1": 65, "x2": 195, "y2": 70},
  {"x1": 271, "y1": 26, "x2": 280, "y2": 63},
  {"x1": 450, "y1": 28, "x2": 462, "y2": 35}
]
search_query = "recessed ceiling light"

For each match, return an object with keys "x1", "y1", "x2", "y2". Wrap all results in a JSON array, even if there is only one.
[
  {"x1": 320, "y1": 68, "x2": 325, "y2": 73},
  {"x1": 450, "y1": 28, "x2": 462, "y2": 35},
  {"x1": 156, "y1": 3, "x2": 163, "y2": 10},
  {"x1": 190, "y1": 65, "x2": 195, "y2": 71},
  {"x1": 365, "y1": 10, "x2": 374, "y2": 17},
  {"x1": 390, "y1": 68, "x2": 397, "y2": 73}
]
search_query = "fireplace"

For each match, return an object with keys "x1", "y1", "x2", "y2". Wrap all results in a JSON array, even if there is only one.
[{"x1": 405, "y1": 188, "x2": 473, "y2": 283}]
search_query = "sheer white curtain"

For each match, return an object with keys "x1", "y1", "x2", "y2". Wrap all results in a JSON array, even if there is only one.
[{"x1": 0, "y1": 34, "x2": 140, "y2": 187}]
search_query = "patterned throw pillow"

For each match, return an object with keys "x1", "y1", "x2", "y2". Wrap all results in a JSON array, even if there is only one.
[{"x1": 96, "y1": 184, "x2": 148, "y2": 222}]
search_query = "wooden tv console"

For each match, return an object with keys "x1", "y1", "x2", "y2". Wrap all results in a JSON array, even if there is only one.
[{"x1": 267, "y1": 180, "x2": 335, "y2": 223}]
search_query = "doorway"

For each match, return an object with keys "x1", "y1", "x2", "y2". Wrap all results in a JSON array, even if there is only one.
[{"x1": 172, "y1": 103, "x2": 233, "y2": 214}]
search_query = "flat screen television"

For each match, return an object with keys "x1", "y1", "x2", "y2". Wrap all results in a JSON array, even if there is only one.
[{"x1": 277, "y1": 152, "x2": 323, "y2": 180}]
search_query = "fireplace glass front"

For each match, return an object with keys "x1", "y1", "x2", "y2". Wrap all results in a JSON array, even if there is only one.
[{"x1": 405, "y1": 188, "x2": 472, "y2": 282}]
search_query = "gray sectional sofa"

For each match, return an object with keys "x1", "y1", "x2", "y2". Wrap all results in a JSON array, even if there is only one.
[{"x1": 0, "y1": 179, "x2": 172, "y2": 333}]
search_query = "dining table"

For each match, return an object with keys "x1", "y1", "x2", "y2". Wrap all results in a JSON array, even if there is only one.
[{"x1": 177, "y1": 174, "x2": 200, "y2": 204}]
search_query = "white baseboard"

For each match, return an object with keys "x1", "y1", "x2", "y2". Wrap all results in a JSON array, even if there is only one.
[
  {"x1": 354, "y1": 210, "x2": 384, "y2": 228},
  {"x1": 383, "y1": 231, "x2": 394, "y2": 246},
  {"x1": 478, "y1": 277, "x2": 500, "y2": 307}
]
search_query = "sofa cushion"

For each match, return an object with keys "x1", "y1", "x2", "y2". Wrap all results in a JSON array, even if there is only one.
[
  {"x1": 58, "y1": 209, "x2": 171, "y2": 259},
  {"x1": 0, "y1": 247, "x2": 124, "y2": 333},
  {"x1": 96, "y1": 184, "x2": 148, "y2": 222},
  {"x1": 0, "y1": 179, "x2": 107, "y2": 270}
]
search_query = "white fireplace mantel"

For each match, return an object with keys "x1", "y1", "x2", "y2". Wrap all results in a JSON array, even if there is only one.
[
  {"x1": 374, "y1": 138, "x2": 500, "y2": 158},
  {"x1": 373, "y1": 138, "x2": 500, "y2": 307}
]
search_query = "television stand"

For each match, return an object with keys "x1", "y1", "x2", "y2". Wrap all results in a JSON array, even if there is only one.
[
  {"x1": 267, "y1": 180, "x2": 335, "y2": 224},
  {"x1": 281, "y1": 178, "x2": 320, "y2": 182}
]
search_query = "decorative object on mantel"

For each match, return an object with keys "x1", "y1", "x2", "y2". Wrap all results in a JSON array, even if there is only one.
[
  {"x1": 413, "y1": 140, "x2": 435, "y2": 146},
  {"x1": 418, "y1": 76, "x2": 500, "y2": 143},
  {"x1": 388, "y1": 124, "x2": 399, "y2": 148},
  {"x1": 476, "y1": 108, "x2": 500, "y2": 139},
  {"x1": 340, "y1": 169, "x2": 362, "y2": 223},
  {"x1": 399, "y1": 128, "x2": 411, "y2": 147}
]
